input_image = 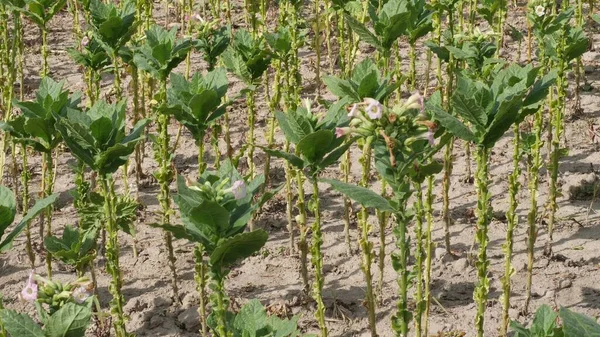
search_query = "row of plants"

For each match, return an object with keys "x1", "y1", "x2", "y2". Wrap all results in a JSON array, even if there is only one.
[{"x1": 0, "y1": 0, "x2": 597, "y2": 336}]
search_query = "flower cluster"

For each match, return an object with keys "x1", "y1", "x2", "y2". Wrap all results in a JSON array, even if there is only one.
[
  {"x1": 20, "y1": 271, "x2": 94, "y2": 310},
  {"x1": 186, "y1": 177, "x2": 248, "y2": 201},
  {"x1": 336, "y1": 92, "x2": 429, "y2": 141}
]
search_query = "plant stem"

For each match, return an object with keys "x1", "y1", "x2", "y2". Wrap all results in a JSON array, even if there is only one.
[
  {"x1": 194, "y1": 244, "x2": 208, "y2": 336},
  {"x1": 42, "y1": 151, "x2": 54, "y2": 278},
  {"x1": 100, "y1": 174, "x2": 129, "y2": 337},
  {"x1": 22, "y1": 145, "x2": 34, "y2": 268},
  {"x1": 41, "y1": 27, "x2": 49, "y2": 77},
  {"x1": 442, "y1": 138, "x2": 454, "y2": 254},
  {"x1": 358, "y1": 139, "x2": 377, "y2": 337},
  {"x1": 413, "y1": 181, "x2": 425, "y2": 337},
  {"x1": 311, "y1": 178, "x2": 328, "y2": 337},
  {"x1": 474, "y1": 146, "x2": 490, "y2": 337},
  {"x1": 157, "y1": 79, "x2": 179, "y2": 302},
  {"x1": 392, "y1": 199, "x2": 411, "y2": 337},
  {"x1": 501, "y1": 125, "x2": 520, "y2": 336},
  {"x1": 296, "y1": 168, "x2": 310, "y2": 293},
  {"x1": 212, "y1": 272, "x2": 229, "y2": 337},
  {"x1": 423, "y1": 175, "x2": 434, "y2": 337}
]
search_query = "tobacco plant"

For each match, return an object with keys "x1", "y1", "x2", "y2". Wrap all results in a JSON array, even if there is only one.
[
  {"x1": 160, "y1": 161, "x2": 276, "y2": 336},
  {"x1": 265, "y1": 100, "x2": 355, "y2": 337},
  {"x1": 53, "y1": 99, "x2": 149, "y2": 337},
  {"x1": 511, "y1": 304, "x2": 600, "y2": 337},
  {"x1": 221, "y1": 28, "x2": 272, "y2": 177},
  {"x1": 0, "y1": 77, "x2": 80, "y2": 277},
  {"x1": 164, "y1": 68, "x2": 229, "y2": 174},
  {"x1": 44, "y1": 225, "x2": 97, "y2": 278},
  {"x1": 87, "y1": 0, "x2": 138, "y2": 100},
  {"x1": 17, "y1": 0, "x2": 66, "y2": 77},
  {"x1": 133, "y1": 24, "x2": 194, "y2": 301},
  {"x1": 195, "y1": 24, "x2": 231, "y2": 71},
  {"x1": 428, "y1": 64, "x2": 555, "y2": 337}
]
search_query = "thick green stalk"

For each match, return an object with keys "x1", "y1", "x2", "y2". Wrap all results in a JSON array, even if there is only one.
[
  {"x1": 442, "y1": 139, "x2": 454, "y2": 253},
  {"x1": 409, "y1": 43, "x2": 417, "y2": 91},
  {"x1": 376, "y1": 179, "x2": 388, "y2": 300},
  {"x1": 22, "y1": 146, "x2": 34, "y2": 268},
  {"x1": 246, "y1": 91, "x2": 256, "y2": 179},
  {"x1": 501, "y1": 125, "x2": 520, "y2": 336},
  {"x1": 392, "y1": 201, "x2": 411, "y2": 337},
  {"x1": 423, "y1": 175, "x2": 434, "y2": 337},
  {"x1": 100, "y1": 175, "x2": 129, "y2": 337},
  {"x1": 296, "y1": 169, "x2": 309, "y2": 293},
  {"x1": 194, "y1": 244, "x2": 208, "y2": 336},
  {"x1": 41, "y1": 27, "x2": 49, "y2": 77},
  {"x1": 473, "y1": 146, "x2": 491, "y2": 337},
  {"x1": 157, "y1": 79, "x2": 179, "y2": 302},
  {"x1": 313, "y1": 0, "x2": 321, "y2": 97},
  {"x1": 42, "y1": 152, "x2": 54, "y2": 278},
  {"x1": 311, "y1": 178, "x2": 328, "y2": 337},
  {"x1": 342, "y1": 149, "x2": 352, "y2": 256},
  {"x1": 413, "y1": 181, "x2": 425, "y2": 337},
  {"x1": 211, "y1": 272, "x2": 229, "y2": 337},
  {"x1": 546, "y1": 28, "x2": 567, "y2": 257},
  {"x1": 358, "y1": 139, "x2": 377, "y2": 337},
  {"x1": 263, "y1": 61, "x2": 282, "y2": 187},
  {"x1": 524, "y1": 107, "x2": 543, "y2": 314}
]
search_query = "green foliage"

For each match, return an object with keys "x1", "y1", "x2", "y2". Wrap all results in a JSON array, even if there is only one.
[
  {"x1": 510, "y1": 305, "x2": 600, "y2": 337},
  {"x1": 87, "y1": 0, "x2": 138, "y2": 55},
  {"x1": 323, "y1": 59, "x2": 399, "y2": 102},
  {"x1": 427, "y1": 64, "x2": 556, "y2": 148},
  {"x1": 44, "y1": 226, "x2": 97, "y2": 269},
  {"x1": 67, "y1": 37, "x2": 111, "y2": 72},
  {"x1": 157, "y1": 160, "x2": 276, "y2": 269},
  {"x1": 195, "y1": 25, "x2": 231, "y2": 70},
  {"x1": 221, "y1": 29, "x2": 272, "y2": 85},
  {"x1": 16, "y1": 0, "x2": 66, "y2": 28},
  {"x1": 265, "y1": 101, "x2": 356, "y2": 175},
  {"x1": 544, "y1": 25, "x2": 589, "y2": 63},
  {"x1": 164, "y1": 68, "x2": 229, "y2": 141},
  {"x1": 212, "y1": 299, "x2": 309, "y2": 337},
  {"x1": 321, "y1": 178, "x2": 394, "y2": 211},
  {"x1": 0, "y1": 302, "x2": 92, "y2": 337},
  {"x1": 344, "y1": 0, "x2": 413, "y2": 55},
  {"x1": 0, "y1": 186, "x2": 59, "y2": 253},
  {"x1": 133, "y1": 25, "x2": 194, "y2": 81},
  {"x1": 0, "y1": 77, "x2": 81, "y2": 153},
  {"x1": 53, "y1": 100, "x2": 150, "y2": 175}
]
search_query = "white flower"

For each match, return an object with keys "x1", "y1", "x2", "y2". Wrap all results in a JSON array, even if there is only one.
[
  {"x1": 347, "y1": 104, "x2": 360, "y2": 118},
  {"x1": 364, "y1": 98, "x2": 383, "y2": 120},
  {"x1": 81, "y1": 36, "x2": 90, "y2": 47},
  {"x1": 72, "y1": 285, "x2": 92, "y2": 304},
  {"x1": 405, "y1": 91, "x2": 424, "y2": 112},
  {"x1": 21, "y1": 270, "x2": 38, "y2": 302},
  {"x1": 231, "y1": 180, "x2": 247, "y2": 200},
  {"x1": 535, "y1": 5, "x2": 545, "y2": 17}
]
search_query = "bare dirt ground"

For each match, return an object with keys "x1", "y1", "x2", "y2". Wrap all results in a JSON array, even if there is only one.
[{"x1": 1, "y1": 1, "x2": 600, "y2": 336}]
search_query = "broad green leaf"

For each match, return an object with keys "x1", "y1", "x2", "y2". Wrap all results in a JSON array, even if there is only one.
[
  {"x1": 261, "y1": 147, "x2": 305, "y2": 170},
  {"x1": 233, "y1": 299, "x2": 268, "y2": 334},
  {"x1": 530, "y1": 305, "x2": 558, "y2": 336},
  {"x1": 321, "y1": 178, "x2": 394, "y2": 211},
  {"x1": 0, "y1": 186, "x2": 17, "y2": 235},
  {"x1": 0, "y1": 193, "x2": 59, "y2": 253},
  {"x1": 452, "y1": 77, "x2": 488, "y2": 129},
  {"x1": 344, "y1": 13, "x2": 382, "y2": 51},
  {"x1": 187, "y1": 200, "x2": 231, "y2": 238},
  {"x1": 0, "y1": 310, "x2": 45, "y2": 337},
  {"x1": 322, "y1": 76, "x2": 360, "y2": 102},
  {"x1": 274, "y1": 110, "x2": 313, "y2": 144},
  {"x1": 426, "y1": 91, "x2": 476, "y2": 142},
  {"x1": 296, "y1": 130, "x2": 334, "y2": 163},
  {"x1": 45, "y1": 302, "x2": 92, "y2": 337},
  {"x1": 509, "y1": 321, "x2": 532, "y2": 337},
  {"x1": 560, "y1": 307, "x2": 600, "y2": 337},
  {"x1": 209, "y1": 229, "x2": 268, "y2": 268}
]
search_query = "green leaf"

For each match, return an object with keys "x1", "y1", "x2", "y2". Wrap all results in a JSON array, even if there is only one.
[
  {"x1": 530, "y1": 305, "x2": 558, "y2": 336},
  {"x1": 0, "y1": 309, "x2": 45, "y2": 337},
  {"x1": 260, "y1": 147, "x2": 305, "y2": 170},
  {"x1": 509, "y1": 320, "x2": 532, "y2": 337},
  {"x1": 0, "y1": 186, "x2": 17, "y2": 237},
  {"x1": 344, "y1": 13, "x2": 382, "y2": 51},
  {"x1": 321, "y1": 178, "x2": 394, "y2": 211},
  {"x1": 322, "y1": 76, "x2": 360, "y2": 102},
  {"x1": 318, "y1": 137, "x2": 356, "y2": 169},
  {"x1": 0, "y1": 193, "x2": 59, "y2": 253},
  {"x1": 274, "y1": 110, "x2": 313, "y2": 144},
  {"x1": 560, "y1": 307, "x2": 600, "y2": 337},
  {"x1": 452, "y1": 77, "x2": 488, "y2": 129},
  {"x1": 187, "y1": 200, "x2": 231, "y2": 239},
  {"x1": 426, "y1": 91, "x2": 476, "y2": 142},
  {"x1": 45, "y1": 302, "x2": 92, "y2": 337},
  {"x1": 296, "y1": 130, "x2": 334, "y2": 164},
  {"x1": 210, "y1": 230, "x2": 268, "y2": 269},
  {"x1": 233, "y1": 299, "x2": 268, "y2": 334}
]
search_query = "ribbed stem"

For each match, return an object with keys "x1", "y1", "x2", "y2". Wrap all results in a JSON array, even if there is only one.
[
  {"x1": 311, "y1": 178, "x2": 328, "y2": 337},
  {"x1": 194, "y1": 244, "x2": 208, "y2": 336},
  {"x1": 474, "y1": 146, "x2": 490, "y2": 337}
]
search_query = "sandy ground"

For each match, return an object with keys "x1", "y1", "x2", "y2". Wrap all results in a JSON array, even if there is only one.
[{"x1": 1, "y1": 1, "x2": 600, "y2": 336}]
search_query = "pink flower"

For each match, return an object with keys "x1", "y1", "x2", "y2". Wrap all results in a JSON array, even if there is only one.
[
  {"x1": 231, "y1": 180, "x2": 247, "y2": 200},
  {"x1": 335, "y1": 127, "x2": 351, "y2": 138},
  {"x1": 364, "y1": 98, "x2": 382, "y2": 120},
  {"x1": 21, "y1": 270, "x2": 38, "y2": 302},
  {"x1": 81, "y1": 36, "x2": 90, "y2": 47}
]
